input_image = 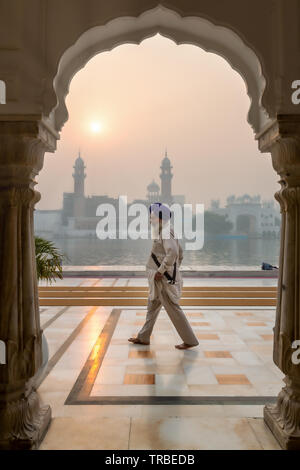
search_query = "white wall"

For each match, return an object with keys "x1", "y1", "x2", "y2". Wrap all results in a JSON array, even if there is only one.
[{"x1": 34, "y1": 210, "x2": 62, "y2": 237}]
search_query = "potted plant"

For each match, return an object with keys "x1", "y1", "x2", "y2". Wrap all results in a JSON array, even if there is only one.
[
  {"x1": 34, "y1": 236, "x2": 65, "y2": 383},
  {"x1": 35, "y1": 236, "x2": 65, "y2": 284}
]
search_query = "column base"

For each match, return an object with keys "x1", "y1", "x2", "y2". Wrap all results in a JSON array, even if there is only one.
[
  {"x1": 264, "y1": 384, "x2": 300, "y2": 450},
  {"x1": 0, "y1": 388, "x2": 52, "y2": 450}
]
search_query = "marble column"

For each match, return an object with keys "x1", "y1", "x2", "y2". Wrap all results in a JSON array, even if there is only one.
[
  {"x1": 258, "y1": 115, "x2": 300, "y2": 450},
  {"x1": 0, "y1": 119, "x2": 57, "y2": 449}
]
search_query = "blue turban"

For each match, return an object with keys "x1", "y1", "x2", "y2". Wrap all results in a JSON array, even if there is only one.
[{"x1": 149, "y1": 202, "x2": 171, "y2": 221}]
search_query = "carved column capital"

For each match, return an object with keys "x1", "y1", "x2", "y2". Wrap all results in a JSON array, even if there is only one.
[
  {"x1": 257, "y1": 114, "x2": 300, "y2": 187},
  {"x1": 0, "y1": 116, "x2": 58, "y2": 149},
  {"x1": 0, "y1": 187, "x2": 41, "y2": 208},
  {"x1": 0, "y1": 117, "x2": 58, "y2": 189}
]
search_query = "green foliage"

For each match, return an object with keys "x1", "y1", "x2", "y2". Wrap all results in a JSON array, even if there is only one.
[{"x1": 35, "y1": 236, "x2": 64, "y2": 284}]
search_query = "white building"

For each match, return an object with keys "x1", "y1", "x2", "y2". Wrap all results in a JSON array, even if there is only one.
[{"x1": 210, "y1": 194, "x2": 280, "y2": 237}]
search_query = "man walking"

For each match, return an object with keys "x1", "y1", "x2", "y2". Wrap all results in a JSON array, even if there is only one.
[{"x1": 128, "y1": 202, "x2": 199, "y2": 350}]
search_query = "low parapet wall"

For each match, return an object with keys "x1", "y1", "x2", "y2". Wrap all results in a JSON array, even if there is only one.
[{"x1": 61, "y1": 266, "x2": 278, "y2": 278}]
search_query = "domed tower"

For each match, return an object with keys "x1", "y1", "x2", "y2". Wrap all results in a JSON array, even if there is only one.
[
  {"x1": 160, "y1": 150, "x2": 173, "y2": 205},
  {"x1": 73, "y1": 151, "x2": 86, "y2": 217},
  {"x1": 147, "y1": 180, "x2": 160, "y2": 203},
  {"x1": 73, "y1": 151, "x2": 86, "y2": 196}
]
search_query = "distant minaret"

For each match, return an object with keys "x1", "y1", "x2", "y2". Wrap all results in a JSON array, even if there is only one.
[
  {"x1": 73, "y1": 151, "x2": 86, "y2": 217},
  {"x1": 73, "y1": 151, "x2": 86, "y2": 196},
  {"x1": 160, "y1": 150, "x2": 173, "y2": 205}
]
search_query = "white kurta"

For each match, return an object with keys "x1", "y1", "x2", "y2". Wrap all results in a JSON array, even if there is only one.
[
  {"x1": 137, "y1": 225, "x2": 199, "y2": 346},
  {"x1": 146, "y1": 225, "x2": 183, "y2": 301}
]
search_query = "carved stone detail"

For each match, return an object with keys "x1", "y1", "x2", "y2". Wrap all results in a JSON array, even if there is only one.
[
  {"x1": 0, "y1": 119, "x2": 57, "y2": 449},
  {"x1": 264, "y1": 377, "x2": 300, "y2": 450},
  {"x1": 0, "y1": 383, "x2": 51, "y2": 450},
  {"x1": 258, "y1": 115, "x2": 300, "y2": 449}
]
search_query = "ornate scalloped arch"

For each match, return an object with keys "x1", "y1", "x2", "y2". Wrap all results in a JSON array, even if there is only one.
[{"x1": 51, "y1": 5, "x2": 270, "y2": 134}]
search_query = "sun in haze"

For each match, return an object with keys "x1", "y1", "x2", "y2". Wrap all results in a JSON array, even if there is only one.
[{"x1": 90, "y1": 121, "x2": 103, "y2": 133}]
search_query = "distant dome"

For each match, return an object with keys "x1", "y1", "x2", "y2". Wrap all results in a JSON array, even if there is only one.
[{"x1": 147, "y1": 180, "x2": 160, "y2": 192}]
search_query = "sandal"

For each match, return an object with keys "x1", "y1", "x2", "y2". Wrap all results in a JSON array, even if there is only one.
[
  {"x1": 175, "y1": 343, "x2": 197, "y2": 350},
  {"x1": 128, "y1": 337, "x2": 150, "y2": 345}
]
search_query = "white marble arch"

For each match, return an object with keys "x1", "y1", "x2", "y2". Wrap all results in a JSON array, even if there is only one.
[{"x1": 52, "y1": 5, "x2": 270, "y2": 136}]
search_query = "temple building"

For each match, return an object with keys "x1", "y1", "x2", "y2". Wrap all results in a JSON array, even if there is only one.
[
  {"x1": 34, "y1": 150, "x2": 185, "y2": 237},
  {"x1": 147, "y1": 180, "x2": 160, "y2": 203},
  {"x1": 209, "y1": 194, "x2": 281, "y2": 238},
  {"x1": 144, "y1": 151, "x2": 185, "y2": 206}
]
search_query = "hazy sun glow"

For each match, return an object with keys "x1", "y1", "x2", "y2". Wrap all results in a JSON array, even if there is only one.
[
  {"x1": 90, "y1": 121, "x2": 103, "y2": 133},
  {"x1": 37, "y1": 36, "x2": 278, "y2": 212}
]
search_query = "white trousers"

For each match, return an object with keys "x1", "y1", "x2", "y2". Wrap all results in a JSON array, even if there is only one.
[{"x1": 137, "y1": 283, "x2": 199, "y2": 346}]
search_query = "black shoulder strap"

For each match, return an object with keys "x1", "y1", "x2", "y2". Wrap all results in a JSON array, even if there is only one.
[{"x1": 151, "y1": 252, "x2": 176, "y2": 284}]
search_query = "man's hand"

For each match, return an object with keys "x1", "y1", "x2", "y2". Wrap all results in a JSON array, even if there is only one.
[{"x1": 154, "y1": 271, "x2": 163, "y2": 281}]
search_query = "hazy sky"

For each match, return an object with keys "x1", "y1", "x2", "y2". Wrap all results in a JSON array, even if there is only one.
[{"x1": 37, "y1": 34, "x2": 278, "y2": 211}]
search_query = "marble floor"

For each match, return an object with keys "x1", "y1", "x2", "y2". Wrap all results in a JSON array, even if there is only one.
[{"x1": 38, "y1": 276, "x2": 282, "y2": 450}]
